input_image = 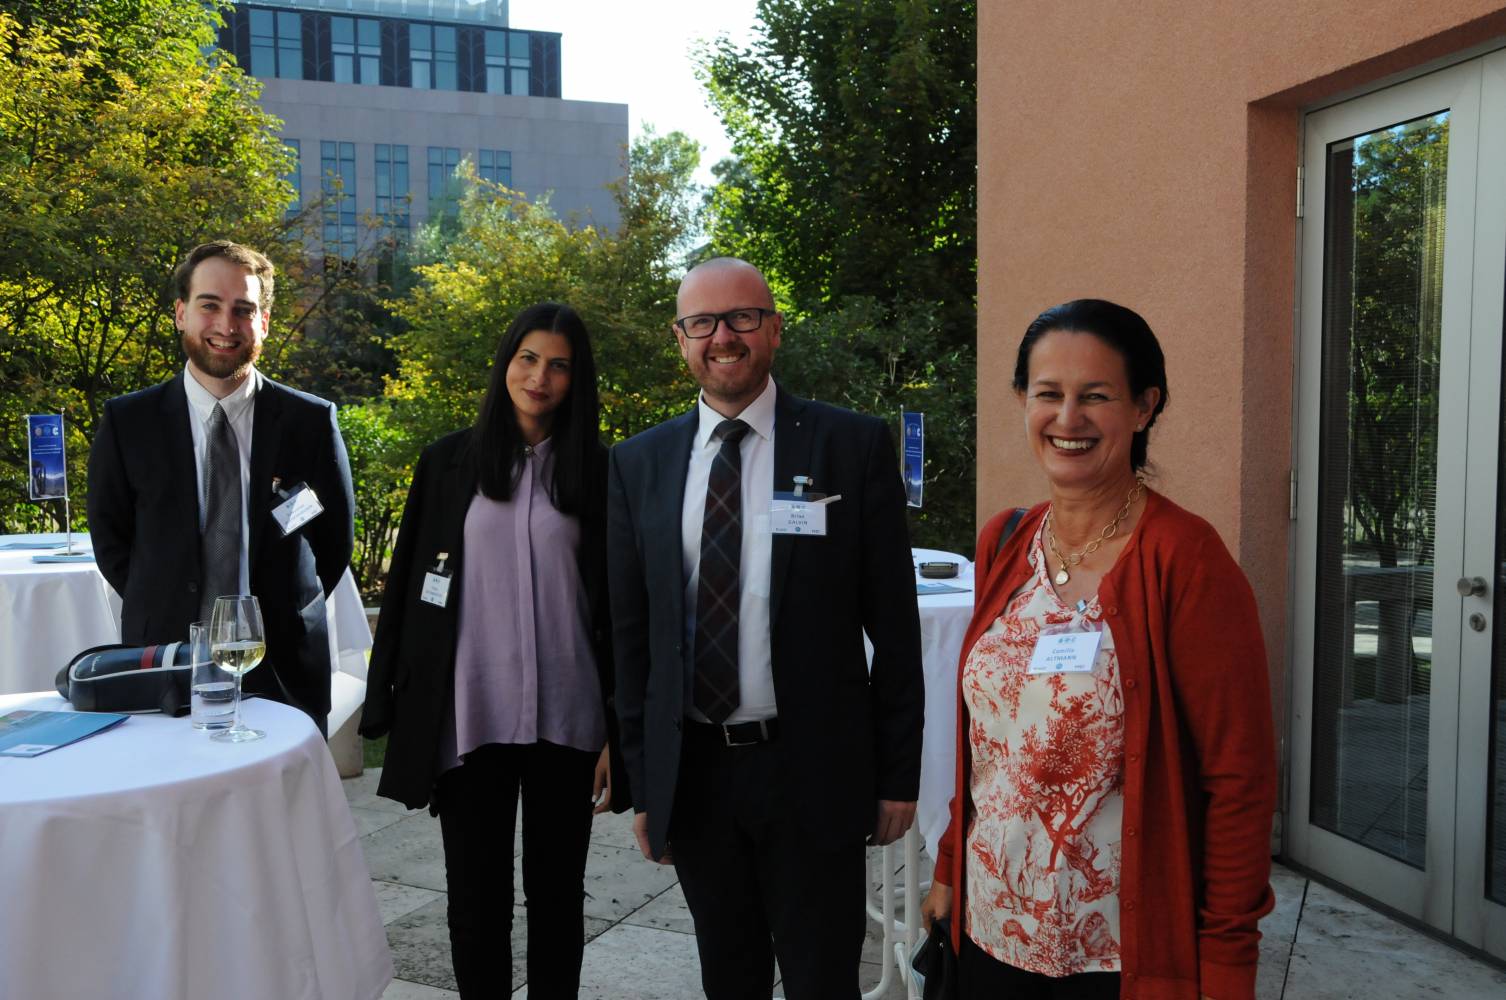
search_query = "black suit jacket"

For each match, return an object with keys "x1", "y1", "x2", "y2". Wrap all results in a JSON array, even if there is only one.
[
  {"x1": 607, "y1": 386, "x2": 924, "y2": 857},
  {"x1": 86, "y1": 372, "x2": 354, "y2": 733},
  {"x1": 360, "y1": 429, "x2": 628, "y2": 813}
]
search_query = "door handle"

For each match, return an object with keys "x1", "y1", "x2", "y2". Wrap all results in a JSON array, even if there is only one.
[{"x1": 1457, "y1": 576, "x2": 1489, "y2": 598}]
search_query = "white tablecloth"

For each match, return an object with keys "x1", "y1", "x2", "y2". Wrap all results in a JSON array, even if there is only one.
[
  {"x1": 0, "y1": 533, "x2": 119, "y2": 695},
  {"x1": 0, "y1": 692, "x2": 392, "y2": 1000},
  {"x1": 0, "y1": 533, "x2": 372, "y2": 697},
  {"x1": 908, "y1": 548, "x2": 976, "y2": 859}
]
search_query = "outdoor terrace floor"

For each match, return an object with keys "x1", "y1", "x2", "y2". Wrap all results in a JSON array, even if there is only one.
[{"x1": 341, "y1": 769, "x2": 1506, "y2": 999}]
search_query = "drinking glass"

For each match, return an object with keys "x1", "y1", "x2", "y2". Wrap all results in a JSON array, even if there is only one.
[
  {"x1": 189, "y1": 621, "x2": 234, "y2": 730},
  {"x1": 209, "y1": 595, "x2": 267, "y2": 744}
]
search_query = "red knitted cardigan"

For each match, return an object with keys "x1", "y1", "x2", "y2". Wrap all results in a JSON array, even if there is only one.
[{"x1": 933, "y1": 491, "x2": 1276, "y2": 1000}]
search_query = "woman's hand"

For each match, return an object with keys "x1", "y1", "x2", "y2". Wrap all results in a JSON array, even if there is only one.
[
  {"x1": 591, "y1": 745, "x2": 611, "y2": 814},
  {"x1": 919, "y1": 880, "x2": 953, "y2": 933}
]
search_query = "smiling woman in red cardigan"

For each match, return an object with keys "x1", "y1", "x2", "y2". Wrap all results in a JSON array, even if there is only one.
[{"x1": 921, "y1": 299, "x2": 1276, "y2": 1000}]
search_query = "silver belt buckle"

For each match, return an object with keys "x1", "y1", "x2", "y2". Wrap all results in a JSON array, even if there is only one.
[{"x1": 722, "y1": 720, "x2": 767, "y2": 747}]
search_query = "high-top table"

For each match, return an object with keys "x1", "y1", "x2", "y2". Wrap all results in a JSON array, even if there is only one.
[
  {"x1": 0, "y1": 691, "x2": 393, "y2": 1000},
  {"x1": 0, "y1": 532, "x2": 372, "y2": 704}
]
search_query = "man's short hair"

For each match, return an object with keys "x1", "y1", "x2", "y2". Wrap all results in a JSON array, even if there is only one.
[{"x1": 173, "y1": 240, "x2": 276, "y2": 312}]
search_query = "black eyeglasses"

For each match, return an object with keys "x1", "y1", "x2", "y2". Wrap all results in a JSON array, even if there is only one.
[{"x1": 673, "y1": 308, "x2": 775, "y2": 339}]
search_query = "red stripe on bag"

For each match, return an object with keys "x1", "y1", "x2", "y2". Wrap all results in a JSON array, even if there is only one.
[{"x1": 140, "y1": 645, "x2": 157, "y2": 669}]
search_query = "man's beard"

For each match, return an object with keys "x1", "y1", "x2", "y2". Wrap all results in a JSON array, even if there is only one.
[{"x1": 183, "y1": 332, "x2": 261, "y2": 381}]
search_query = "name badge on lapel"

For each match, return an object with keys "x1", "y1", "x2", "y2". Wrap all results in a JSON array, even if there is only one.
[
  {"x1": 270, "y1": 481, "x2": 324, "y2": 536},
  {"x1": 770, "y1": 475, "x2": 840, "y2": 536},
  {"x1": 421, "y1": 553, "x2": 452, "y2": 608},
  {"x1": 1027, "y1": 628, "x2": 1103, "y2": 675}
]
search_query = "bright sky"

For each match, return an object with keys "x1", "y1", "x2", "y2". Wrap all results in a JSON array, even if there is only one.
[{"x1": 506, "y1": 0, "x2": 762, "y2": 187}]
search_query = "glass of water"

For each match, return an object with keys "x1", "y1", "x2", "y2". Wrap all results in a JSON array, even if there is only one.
[{"x1": 189, "y1": 621, "x2": 234, "y2": 730}]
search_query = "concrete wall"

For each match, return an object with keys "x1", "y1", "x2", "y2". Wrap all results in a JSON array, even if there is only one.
[
  {"x1": 261, "y1": 78, "x2": 629, "y2": 230},
  {"x1": 977, "y1": 1, "x2": 1506, "y2": 731}
]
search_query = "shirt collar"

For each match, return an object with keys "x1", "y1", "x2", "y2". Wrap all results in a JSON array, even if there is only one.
[
  {"x1": 183, "y1": 363, "x2": 259, "y2": 423},
  {"x1": 694, "y1": 377, "x2": 777, "y2": 451}
]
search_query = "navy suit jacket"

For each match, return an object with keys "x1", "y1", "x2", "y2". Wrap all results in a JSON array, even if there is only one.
[
  {"x1": 607, "y1": 386, "x2": 924, "y2": 857},
  {"x1": 86, "y1": 372, "x2": 354, "y2": 733}
]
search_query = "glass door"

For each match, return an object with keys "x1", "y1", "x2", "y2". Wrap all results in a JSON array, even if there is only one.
[{"x1": 1291, "y1": 50, "x2": 1506, "y2": 958}]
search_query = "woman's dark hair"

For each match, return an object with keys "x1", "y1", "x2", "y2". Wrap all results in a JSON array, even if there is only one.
[
  {"x1": 472, "y1": 301, "x2": 600, "y2": 513},
  {"x1": 1011, "y1": 298, "x2": 1169, "y2": 471}
]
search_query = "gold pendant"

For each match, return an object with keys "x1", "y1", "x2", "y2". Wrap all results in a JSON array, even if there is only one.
[{"x1": 1054, "y1": 568, "x2": 1070, "y2": 586}]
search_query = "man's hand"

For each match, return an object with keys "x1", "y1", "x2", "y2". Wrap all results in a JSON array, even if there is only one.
[
  {"x1": 633, "y1": 812, "x2": 673, "y2": 864},
  {"x1": 870, "y1": 799, "x2": 917, "y2": 846},
  {"x1": 919, "y1": 880, "x2": 953, "y2": 932},
  {"x1": 591, "y1": 746, "x2": 612, "y2": 815}
]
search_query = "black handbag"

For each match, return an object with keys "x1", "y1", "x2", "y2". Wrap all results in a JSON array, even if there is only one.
[
  {"x1": 54, "y1": 642, "x2": 193, "y2": 716},
  {"x1": 911, "y1": 916, "x2": 959, "y2": 1000}
]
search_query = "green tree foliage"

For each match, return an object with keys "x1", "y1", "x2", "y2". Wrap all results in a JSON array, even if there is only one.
[
  {"x1": 700, "y1": 0, "x2": 977, "y2": 552},
  {"x1": 349, "y1": 132, "x2": 702, "y2": 593},
  {"x1": 0, "y1": 2, "x2": 292, "y2": 528},
  {"x1": 0, "y1": 1, "x2": 384, "y2": 531}
]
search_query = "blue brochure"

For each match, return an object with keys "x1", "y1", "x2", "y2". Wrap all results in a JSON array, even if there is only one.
[
  {"x1": 26, "y1": 414, "x2": 67, "y2": 500},
  {"x1": 901, "y1": 411, "x2": 924, "y2": 508},
  {"x1": 0, "y1": 709, "x2": 127, "y2": 757}
]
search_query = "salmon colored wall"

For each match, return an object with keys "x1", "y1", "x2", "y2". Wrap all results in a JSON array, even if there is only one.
[{"x1": 976, "y1": 2, "x2": 1506, "y2": 745}]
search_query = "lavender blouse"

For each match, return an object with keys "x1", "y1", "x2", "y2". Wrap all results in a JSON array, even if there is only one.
[{"x1": 438, "y1": 437, "x2": 606, "y2": 770}]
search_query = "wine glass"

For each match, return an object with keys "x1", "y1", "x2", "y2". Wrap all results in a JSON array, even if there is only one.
[{"x1": 209, "y1": 595, "x2": 266, "y2": 744}]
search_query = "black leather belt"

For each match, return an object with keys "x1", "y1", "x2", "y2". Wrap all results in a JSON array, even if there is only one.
[{"x1": 688, "y1": 717, "x2": 780, "y2": 747}]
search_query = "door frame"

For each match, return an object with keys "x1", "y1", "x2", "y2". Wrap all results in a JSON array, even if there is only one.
[{"x1": 1288, "y1": 56, "x2": 1484, "y2": 933}]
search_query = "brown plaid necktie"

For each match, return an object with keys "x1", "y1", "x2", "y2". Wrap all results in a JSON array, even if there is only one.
[{"x1": 693, "y1": 419, "x2": 750, "y2": 723}]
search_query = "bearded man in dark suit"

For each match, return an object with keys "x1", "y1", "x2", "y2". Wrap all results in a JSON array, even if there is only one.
[
  {"x1": 607, "y1": 256, "x2": 923, "y2": 999},
  {"x1": 87, "y1": 241, "x2": 354, "y2": 733}
]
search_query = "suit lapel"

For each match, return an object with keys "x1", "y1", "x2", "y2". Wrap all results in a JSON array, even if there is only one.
[
  {"x1": 769, "y1": 388, "x2": 812, "y2": 627},
  {"x1": 656, "y1": 411, "x2": 698, "y2": 636},
  {"x1": 444, "y1": 433, "x2": 479, "y2": 562},
  {"x1": 161, "y1": 374, "x2": 200, "y2": 570},
  {"x1": 247, "y1": 376, "x2": 284, "y2": 563}
]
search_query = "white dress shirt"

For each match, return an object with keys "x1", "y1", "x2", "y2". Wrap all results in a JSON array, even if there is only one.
[
  {"x1": 182, "y1": 364, "x2": 256, "y2": 596},
  {"x1": 681, "y1": 377, "x2": 777, "y2": 723}
]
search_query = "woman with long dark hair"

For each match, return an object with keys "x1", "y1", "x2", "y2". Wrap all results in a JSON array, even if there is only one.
[{"x1": 361, "y1": 301, "x2": 627, "y2": 998}]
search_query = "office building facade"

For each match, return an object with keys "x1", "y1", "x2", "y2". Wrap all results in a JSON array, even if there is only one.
[{"x1": 218, "y1": 0, "x2": 628, "y2": 248}]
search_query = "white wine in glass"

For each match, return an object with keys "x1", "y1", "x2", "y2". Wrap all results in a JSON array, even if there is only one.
[{"x1": 210, "y1": 595, "x2": 266, "y2": 743}]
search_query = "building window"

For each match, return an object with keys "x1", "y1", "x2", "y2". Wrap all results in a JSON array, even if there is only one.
[
  {"x1": 376, "y1": 144, "x2": 409, "y2": 227},
  {"x1": 410, "y1": 23, "x2": 432, "y2": 89},
  {"x1": 482, "y1": 29, "x2": 531, "y2": 95},
  {"x1": 250, "y1": 8, "x2": 303, "y2": 79},
  {"x1": 478, "y1": 149, "x2": 512, "y2": 188},
  {"x1": 410, "y1": 23, "x2": 458, "y2": 90},
  {"x1": 321, "y1": 140, "x2": 357, "y2": 258},
  {"x1": 509, "y1": 31, "x2": 530, "y2": 95},
  {"x1": 331, "y1": 16, "x2": 380, "y2": 84},
  {"x1": 285, "y1": 139, "x2": 302, "y2": 217},
  {"x1": 428, "y1": 146, "x2": 461, "y2": 213}
]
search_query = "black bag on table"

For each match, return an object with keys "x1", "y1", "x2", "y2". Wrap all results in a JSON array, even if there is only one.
[{"x1": 55, "y1": 642, "x2": 192, "y2": 716}]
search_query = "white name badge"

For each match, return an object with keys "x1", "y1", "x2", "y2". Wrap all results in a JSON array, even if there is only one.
[
  {"x1": 271, "y1": 484, "x2": 324, "y2": 536},
  {"x1": 770, "y1": 501, "x2": 826, "y2": 536},
  {"x1": 420, "y1": 572, "x2": 451, "y2": 608},
  {"x1": 1027, "y1": 629, "x2": 1103, "y2": 675}
]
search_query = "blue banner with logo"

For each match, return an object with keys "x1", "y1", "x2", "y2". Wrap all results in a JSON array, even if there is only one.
[
  {"x1": 901, "y1": 411, "x2": 923, "y2": 508},
  {"x1": 26, "y1": 414, "x2": 66, "y2": 500}
]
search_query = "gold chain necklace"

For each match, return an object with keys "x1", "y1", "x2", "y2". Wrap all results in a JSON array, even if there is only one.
[{"x1": 1045, "y1": 478, "x2": 1146, "y2": 586}]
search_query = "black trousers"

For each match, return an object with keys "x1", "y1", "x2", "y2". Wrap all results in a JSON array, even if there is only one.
[
  {"x1": 959, "y1": 933, "x2": 1121, "y2": 999},
  {"x1": 668, "y1": 722, "x2": 868, "y2": 1000},
  {"x1": 435, "y1": 740, "x2": 597, "y2": 999}
]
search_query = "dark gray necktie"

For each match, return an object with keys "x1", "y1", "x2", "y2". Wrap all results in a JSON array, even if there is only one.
[
  {"x1": 693, "y1": 419, "x2": 750, "y2": 723},
  {"x1": 200, "y1": 402, "x2": 242, "y2": 622}
]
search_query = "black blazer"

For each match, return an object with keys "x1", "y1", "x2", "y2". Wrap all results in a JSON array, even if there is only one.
[
  {"x1": 607, "y1": 386, "x2": 924, "y2": 857},
  {"x1": 86, "y1": 372, "x2": 355, "y2": 733},
  {"x1": 360, "y1": 429, "x2": 628, "y2": 813}
]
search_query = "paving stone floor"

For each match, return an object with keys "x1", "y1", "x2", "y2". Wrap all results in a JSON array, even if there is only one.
[{"x1": 343, "y1": 769, "x2": 1506, "y2": 1000}]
